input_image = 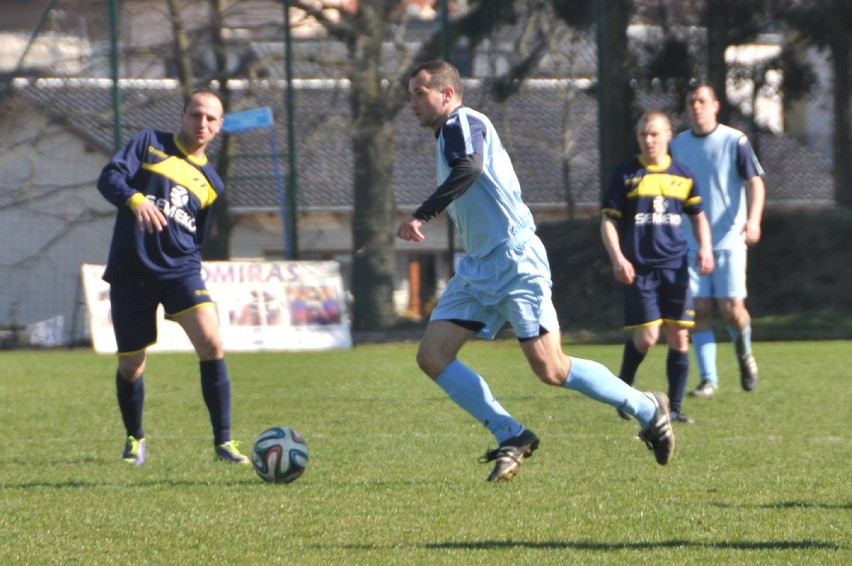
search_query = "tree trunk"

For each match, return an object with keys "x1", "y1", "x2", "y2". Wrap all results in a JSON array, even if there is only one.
[
  {"x1": 351, "y1": 120, "x2": 397, "y2": 331},
  {"x1": 166, "y1": 0, "x2": 194, "y2": 93},
  {"x1": 595, "y1": 0, "x2": 633, "y2": 194},
  {"x1": 202, "y1": 0, "x2": 235, "y2": 260},
  {"x1": 830, "y1": 0, "x2": 852, "y2": 207},
  {"x1": 349, "y1": 2, "x2": 398, "y2": 331},
  {"x1": 704, "y1": 0, "x2": 731, "y2": 123}
]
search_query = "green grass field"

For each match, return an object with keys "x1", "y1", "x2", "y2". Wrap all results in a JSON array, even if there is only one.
[{"x1": 1, "y1": 341, "x2": 849, "y2": 565}]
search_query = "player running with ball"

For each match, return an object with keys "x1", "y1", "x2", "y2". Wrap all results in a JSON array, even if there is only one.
[{"x1": 397, "y1": 60, "x2": 676, "y2": 482}]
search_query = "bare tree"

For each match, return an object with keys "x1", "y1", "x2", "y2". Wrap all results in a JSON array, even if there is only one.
[
  {"x1": 779, "y1": 0, "x2": 851, "y2": 207},
  {"x1": 203, "y1": 0, "x2": 237, "y2": 260},
  {"x1": 166, "y1": 0, "x2": 195, "y2": 92},
  {"x1": 161, "y1": 0, "x2": 238, "y2": 260},
  {"x1": 594, "y1": 0, "x2": 634, "y2": 192},
  {"x1": 282, "y1": 0, "x2": 548, "y2": 330}
]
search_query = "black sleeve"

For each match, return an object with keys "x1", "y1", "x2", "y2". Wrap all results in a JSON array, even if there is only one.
[{"x1": 413, "y1": 154, "x2": 483, "y2": 221}]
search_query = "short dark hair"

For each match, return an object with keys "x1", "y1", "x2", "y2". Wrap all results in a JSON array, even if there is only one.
[
  {"x1": 410, "y1": 60, "x2": 463, "y2": 99},
  {"x1": 686, "y1": 80, "x2": 717, "y2": 101},
  {"x1": 183, "y1": 89, "x2": 223, "y2": 111}
]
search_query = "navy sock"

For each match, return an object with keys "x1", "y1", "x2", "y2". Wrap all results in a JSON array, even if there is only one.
[
  {"x1": 200, "y1": 359, "x2": 232, "y2": 446},
  {"x1": 667, "y1": 349, "x2": 689, "y2": 413},
  {"x1": 116, "y1": 371, "x2": 144, "y2": 439},
  {"x1": 618, "y1": 339, "x2": 646, "y2": 386}
]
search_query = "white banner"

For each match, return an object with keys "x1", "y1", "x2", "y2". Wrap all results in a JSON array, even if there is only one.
[{"x1": 81, "y1": 261, "x2": 352, "y2": 353}]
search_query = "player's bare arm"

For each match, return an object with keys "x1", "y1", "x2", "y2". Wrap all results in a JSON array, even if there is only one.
[
  {"x1": 744, "y1": 175, "x2": 765, "y2": 246},
  {"x1": 692, "y1": 211, "x2": 715, "y2": 275},
  {"x1": 600, "y1": 216, "x2": 635, "y2": 285}
]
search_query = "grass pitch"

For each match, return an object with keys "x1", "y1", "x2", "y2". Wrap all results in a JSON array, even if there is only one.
[{"x1": 0, "y1": 340, "x2": 849, "y2": 565}]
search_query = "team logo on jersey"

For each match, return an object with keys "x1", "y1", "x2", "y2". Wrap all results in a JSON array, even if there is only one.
[
  {"x1": 171, "y1": 185, "x2": 190, "y2": 208},
  {"x1": 635, "y1": 196, "x2": 682, "y2": 226},
  {"x1": 146, "y1": 185, "x2": 197, "y2": 233}
]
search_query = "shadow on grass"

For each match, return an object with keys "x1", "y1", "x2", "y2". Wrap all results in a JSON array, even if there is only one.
[
  {"x1": 427, "y1": 539, "x2": 846, "y2": 551},
  {"x1": 323, "y1": 539, "x2": 845, "y2": 552},
  {"x1": 711, "y1": 500, "x2": 852, "y2": 511},
  {"x1": 0, "y1": 478, "x2": 259, "y2": 489}
]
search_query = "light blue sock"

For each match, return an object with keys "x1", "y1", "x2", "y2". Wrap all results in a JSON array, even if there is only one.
[
  {"x1": 692, "y1": 330, "x2": 718, "y2": 387},
  {"x1": 562, "y1": 357, "x2": 656, "y2": 428},
  {"x1": 434, "y1": 360, "x2": 523, "y2": 444}
]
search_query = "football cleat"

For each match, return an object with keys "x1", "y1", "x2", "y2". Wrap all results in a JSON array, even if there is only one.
[
  {"x1": 215, "y1": 440, "x2": 250, "y2": 464},
  {"x1": 638, "y1": 392, "x2": 675, "y2": 465},
  {"x1": 738, "y1": 352, "x2": 759, "y2": 391},
  {"x1": 122, "y1": 435, "x2": 146, "y2": 465},
  {"x1": 480, "y1": 429, "x2": 539, "y2": 482},
  {"x1": 688, "y1": 379, "x2": 717, "y2": 398}
]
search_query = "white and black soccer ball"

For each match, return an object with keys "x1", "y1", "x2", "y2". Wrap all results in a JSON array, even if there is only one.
[{"x1": 251, "y1": 426, "x2": 309, "y2": 483}]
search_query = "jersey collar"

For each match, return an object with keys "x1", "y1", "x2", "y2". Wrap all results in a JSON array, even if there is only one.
[{"x1": 638, "y1": 153, "x2": 671, "y2": 172}]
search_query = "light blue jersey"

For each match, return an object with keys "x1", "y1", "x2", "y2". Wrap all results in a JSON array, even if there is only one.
[
  {"x1": 436, "y1": 107, "x2": 536, "y2": 258},
  {"x1": 671, "y1": 124, "x2": 763, "y2": 250}
]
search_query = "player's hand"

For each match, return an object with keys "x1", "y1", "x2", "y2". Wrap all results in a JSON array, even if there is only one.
[
  {"x1": 613, "y1": 259, "x2": 635, "y2": 285},
  {"x1": 396, "y1": 216, "x2": 425, "y2": 242},
  {"x1": 696, "y1": 247, "x2": 715, "y2": 275},
  {"x1": 134, "y1": 199, "x2": 167, "y2": 233},
  {"x1": 743, "y1": 221, "x2": 761, "y2": 246}
]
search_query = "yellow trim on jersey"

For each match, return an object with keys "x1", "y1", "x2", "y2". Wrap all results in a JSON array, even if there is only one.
[
  {"x1": 128, "y1": 192, "x2": 148, "y2": 211},
  {"x1": 638, "y1": 154, "x2": 671, "y2": 171},
  {"x1": 602, "y1": 207, "x2": 622, "y2": 219},
  {"x1": 173, "y1": 134, "x2": 209, "y2": 166},
  {"x1": 142, "y1": 156, "x2": 218, "y2": 208},
  {"x1": 626, "y1": 173, "x2": 693, "y2": 201}
]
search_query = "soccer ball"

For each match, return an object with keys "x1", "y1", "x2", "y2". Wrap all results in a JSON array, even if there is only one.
[{"x1": 251, "y1": 426, "x2": 309, "y2": 483}]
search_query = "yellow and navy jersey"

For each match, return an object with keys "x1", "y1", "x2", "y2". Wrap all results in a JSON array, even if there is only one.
[
  {"x1": 97, "y1": 129, "x2": 224, "y2": 283},
  {"x1": 602, "y1": 155, "x2": 702, "y2": 269}
]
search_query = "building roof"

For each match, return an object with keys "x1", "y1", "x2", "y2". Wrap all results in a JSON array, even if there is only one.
[{"x1": 11, "y1": 77, "x2": 834, "y2": 214}]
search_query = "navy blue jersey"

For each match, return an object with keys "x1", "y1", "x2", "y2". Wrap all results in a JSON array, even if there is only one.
[
  {"x1": 97, "y1": 130, "x2": 224, "y2": 283},
  {"x1": 602, "y1": 155, "x2": 702, "y2": 269}
]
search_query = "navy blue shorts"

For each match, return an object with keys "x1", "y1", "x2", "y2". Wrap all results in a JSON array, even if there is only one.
[
  {"x1": 109, "y1": 273, "x2": 213, "y2": 354},
  {"x1": 623, "y1": 261, "x2": 694, "y2": 329}
]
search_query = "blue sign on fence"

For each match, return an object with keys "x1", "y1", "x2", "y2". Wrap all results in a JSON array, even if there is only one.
[
  {"x1": 220, "y1": 106, "x2": 293, "y2": 259},
  {"x1": 222, "y1": 107, "x2": 274, "y2": 133}
]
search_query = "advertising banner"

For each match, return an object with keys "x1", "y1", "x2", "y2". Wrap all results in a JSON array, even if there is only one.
[{"x1": 81, "y1": 261, "x2": 352, "y2": 353}]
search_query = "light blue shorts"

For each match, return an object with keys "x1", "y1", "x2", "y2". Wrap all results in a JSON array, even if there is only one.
[
  {"x1": 688, "y1": 244, "x2": 748, "y2": 299},
  {"x1": 430, "y1": 236, "x2": 560, "y2": 340}
]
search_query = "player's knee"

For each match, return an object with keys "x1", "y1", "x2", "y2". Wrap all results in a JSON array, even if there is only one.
[
  {"x1": 117, "y1": 358, "x2": 145, "y2": 380},
  {"x1": 535, "y1": 369, "x2": 564, "y2": 386},
  {"x1": 632, "y1": 327, "x2": 658, "y2": 352},
  {"x1": 530, "y1": 358, "x2": 568, "y2": 386},
  {"x1": 635, "y1": 335, "x2": 656, "y2": 352},
  {"x1": 196, "y1": 335, "x2": 224, "y2": 360},
  {"x1": 415, "y1": 346, "x2": 451, "y2": 379},
  {"x1": 718, "y1": 300, "x2": 745, "y2": 324}
]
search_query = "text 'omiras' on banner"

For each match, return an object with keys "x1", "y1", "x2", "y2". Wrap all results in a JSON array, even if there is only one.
[{"x1": 81, "y1": 261, "x2": 352, "y2": 353}]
